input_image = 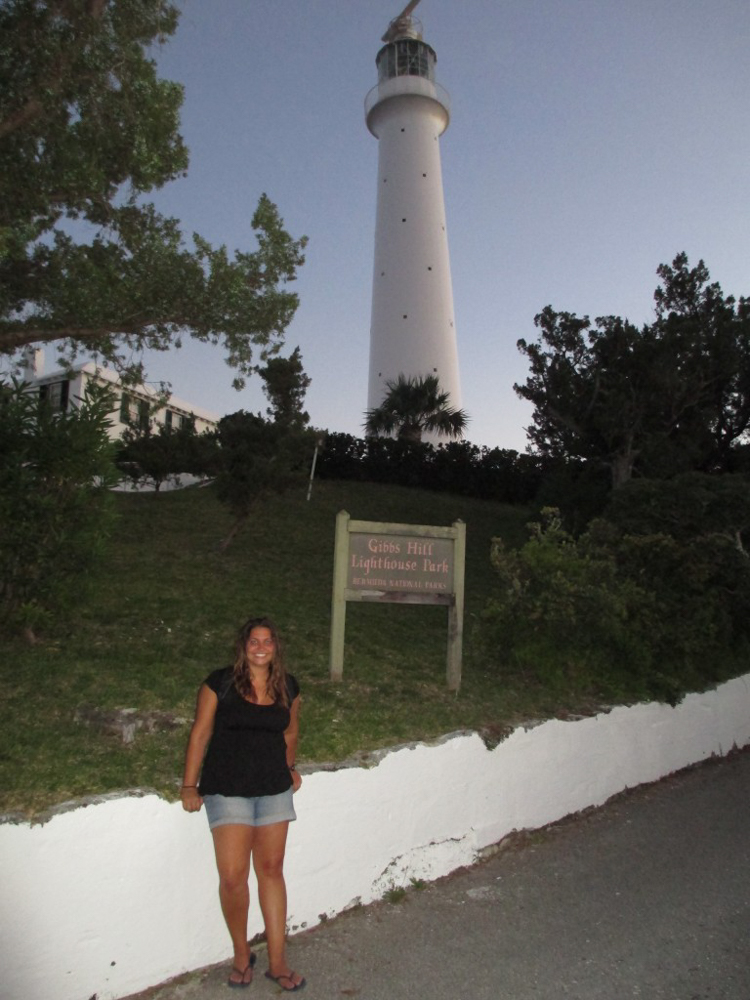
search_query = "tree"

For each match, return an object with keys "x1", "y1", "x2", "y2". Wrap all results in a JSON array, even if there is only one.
[
  {"x1": 364, "y1": 373, "x2": 468, "y2": 444},
  {"x1": 256, "y1": 346, "x2": 311, "y2": 429},
  {"x1": 214, "y1": 411, "x2": 314, "y2": 550},
  {"x1": 0, "y1": 0, "x2": 306, "y2": 386},
  {"x1": 0, "y1": 377, "x2": 119, "y2": 640},
  {"x1": 115, "y1": 419, "x2": 219, "y2": 492},
  {"x1": 652, "y1": 255, "x2": 750, "y2": 473},
  {"x1": 515, "y1": 254, "x2": 750, "y2": 488}
]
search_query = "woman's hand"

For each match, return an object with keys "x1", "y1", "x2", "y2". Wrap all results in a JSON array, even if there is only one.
[
  {"x1": 180, "y1": 786, "x2": 204, "y2": 812},
  {"x1": 290, "y1": 769, "x2": 302, "y2": 793}
]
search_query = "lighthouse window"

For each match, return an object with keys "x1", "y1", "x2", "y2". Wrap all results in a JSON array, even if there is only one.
[
  {"x1": 398, "y1": 40, "x2": 431, "y2": 78},
  {"x1": 377, "y1": 40, "x2": 435, "y2": 83}
]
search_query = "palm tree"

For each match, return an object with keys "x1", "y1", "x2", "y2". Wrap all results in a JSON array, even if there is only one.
[{"x1": 364, "y1": 374, "x2": 469, "y2": 443}]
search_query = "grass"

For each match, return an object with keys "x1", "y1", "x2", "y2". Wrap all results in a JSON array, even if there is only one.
[{"x1": 1, "y1": 478, "x2": 559, "y2": 818}]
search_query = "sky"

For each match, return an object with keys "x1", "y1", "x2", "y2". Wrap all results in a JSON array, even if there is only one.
[{"x1": 65, "y1": 0, "x2": 750, "y2": 449}]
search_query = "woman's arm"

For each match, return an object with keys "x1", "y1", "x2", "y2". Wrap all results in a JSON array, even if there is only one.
[
  {"x1": 180, "y1": 683, "x2": 218, "y2": 812},
  {"x1": 284, "y1": 694, "x2": 302, "y2": 792}
]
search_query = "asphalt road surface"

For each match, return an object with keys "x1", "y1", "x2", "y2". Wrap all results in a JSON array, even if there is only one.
[{"x1": 127, "y1": 746, "x2": 750, "y2": 1000}]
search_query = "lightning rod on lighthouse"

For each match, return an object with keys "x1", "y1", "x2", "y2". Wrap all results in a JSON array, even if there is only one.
[{"x1": 365, "y1": 1, "x2": 462, "y2": 418}]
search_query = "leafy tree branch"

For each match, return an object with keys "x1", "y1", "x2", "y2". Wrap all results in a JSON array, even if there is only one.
[
  {"x1": 1, "y1": 0, "x2": 306, "y2": 385},
  {"x1": 515, "y1": 254, "x2": 750, "y2": 488}
]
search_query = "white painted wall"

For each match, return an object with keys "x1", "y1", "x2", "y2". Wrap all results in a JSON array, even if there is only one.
[{"x1": 2, "y1": 673, "x2": 749, "y2": 1000}]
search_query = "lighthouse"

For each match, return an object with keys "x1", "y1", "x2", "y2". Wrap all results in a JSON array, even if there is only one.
[{"x1": 365, "y1": 1, "x2": 461, "y2": 417}]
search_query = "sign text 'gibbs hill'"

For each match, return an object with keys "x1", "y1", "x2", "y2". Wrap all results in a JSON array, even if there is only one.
[{"x1": 330, "y1": 511, "x2": 466, "y2": 690}]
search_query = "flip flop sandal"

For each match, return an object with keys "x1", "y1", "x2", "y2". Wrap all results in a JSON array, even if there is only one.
[
  {"x1": 264, "y1": 970, "x2": 306, "y2": 992},
  {"x1": 228, "y1": 952, "x2": 257, "y2": 988}
]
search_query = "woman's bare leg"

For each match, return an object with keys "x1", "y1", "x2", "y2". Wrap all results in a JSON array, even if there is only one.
[
  {"x1": 212, "y1": 824, "x2": 256, "y2": 984},
  {"x1": 253, "y1": 821, "x2": 304, "y2": 988}
]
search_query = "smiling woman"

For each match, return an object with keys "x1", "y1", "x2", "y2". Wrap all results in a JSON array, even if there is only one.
[{"x1": 180, "y1": 616, "x2": 306, "y2": 992}]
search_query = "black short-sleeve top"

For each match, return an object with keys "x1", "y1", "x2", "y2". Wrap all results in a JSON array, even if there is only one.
[{"x1": 198, "y1": 666, "x2": 299, "y2": 798}]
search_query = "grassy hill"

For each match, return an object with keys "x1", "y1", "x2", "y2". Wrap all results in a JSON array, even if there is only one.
[{"x1": 1, "y1": 479, "x2": 543, "y2": 817}]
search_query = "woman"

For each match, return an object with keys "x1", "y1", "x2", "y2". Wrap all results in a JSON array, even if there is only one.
[{"x1": 181, "y1": 616, "x2": 305, "y2": 991}]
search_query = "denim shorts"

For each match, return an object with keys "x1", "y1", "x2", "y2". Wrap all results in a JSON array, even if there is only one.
[{"x1": 203, "y1": 788, "x2": 296, "y2": 830}]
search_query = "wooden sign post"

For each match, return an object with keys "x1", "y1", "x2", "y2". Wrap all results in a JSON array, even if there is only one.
[{"x1": 329, "y1": 511, "x2": 466, "y2": 691}]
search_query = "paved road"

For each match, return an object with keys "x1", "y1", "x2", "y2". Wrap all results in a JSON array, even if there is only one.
[{"x1": 128, "y1": 747, "x2": 750, "y2": 1000}]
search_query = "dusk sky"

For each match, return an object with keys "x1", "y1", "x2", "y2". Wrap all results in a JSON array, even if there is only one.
[{"x1": 66, "y1": 1, "x2": 750, "y2": 449}]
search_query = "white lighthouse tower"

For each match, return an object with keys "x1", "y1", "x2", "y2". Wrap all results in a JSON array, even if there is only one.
[{"x1": 365, "y1": 0, "x2": 461, "y2": 416}]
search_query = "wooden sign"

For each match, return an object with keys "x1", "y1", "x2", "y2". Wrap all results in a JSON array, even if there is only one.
[{"x1": 330, "y1": 510, "x2": 466, "y2": 690}]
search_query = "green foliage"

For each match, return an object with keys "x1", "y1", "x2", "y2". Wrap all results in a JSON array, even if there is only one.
[
  {"x1": 482, "y1": 510, "x2": 650, "y2": 697},
  {"x1": 588, "y1": 525, "x2": 748, "y2": 693},
  {"x1": 316, "y1": 432, "x2": 367, "y2": 481},
  {"x1": 256, "y1": 345, "x2": 311, "y2": 429},
  {"x1": 365, "y1": 373, "x2": 469, "y2": 443},
  {"x1": 532, "y1": 458, "x2": 611, "y2": 535},
  {"x1": 516, "y1": 254, "x2": 750, "y2": 488},
  {"x1": 361, "y1": 435, "x2": 434, "y2": 488},
  {"x1": 595, "y1": 474, "x2": 750, "y2": 680},
  {"x1": 317, "y1": 431, "x2": 545, "y2": 504},
  {"x1": 382, "y1": 885, "x2": 408, "y2": 904},
  {"x1": 116, "y1": 419, "x2": 219, "y2": 491},
  {"x1": 0, "y1": 0, "x2": 185, "y2": 230},
  {"x1": 214, "y1": 410, "x2": 315, "y2": 549},
  {"x1": 0, "y1": 0, "x2": 306, "y2": 384},
  {"x1": 0, "y1": 378, "x2": 118, "y2": 638},
  {"x1": 480, "y1": 477, "x2": 750, "y2": 704},
  {"x1": 602, "y1": 473, "x2": 750, "y2": 546}
]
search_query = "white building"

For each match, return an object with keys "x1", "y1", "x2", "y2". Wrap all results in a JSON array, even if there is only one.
[
  {"x1": 20, "y1": 349, "x2": 219, "y2": 440},
  {"x1": 365, "y1": 3, "x2": 462, "y2": 414}
]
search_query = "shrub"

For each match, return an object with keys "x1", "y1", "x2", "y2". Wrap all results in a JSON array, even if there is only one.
[
  {"x1": 115, "y1": 421, "x2": 220, "y2": 491},
  {"x1": 481, "y1": 510, "x2": 652, "y2": 699},
  {"x1": 532, "y1": 458, "x2": 611, "y2": 534},
  {"x1": 316, "y1": 432, "x2": 366, "y2": 481},
  {"x1": 479, "y1": 479, "x2": 750, "y2": 705},
  {"x1": 0, "y1": 379, "x2": 118, "y2": 639},
  {"x1": 316, "y1": 432, "x2": 545, "y2": 503}
]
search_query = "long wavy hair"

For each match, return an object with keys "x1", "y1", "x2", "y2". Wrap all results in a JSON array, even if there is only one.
[{"x1": 232, "y1": 616, "x2": 290, "y2": 706}]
